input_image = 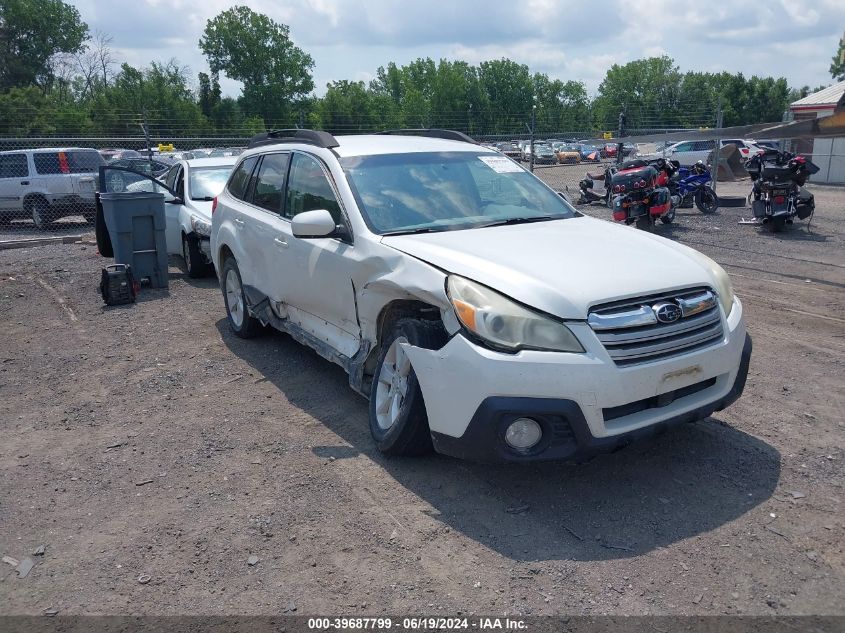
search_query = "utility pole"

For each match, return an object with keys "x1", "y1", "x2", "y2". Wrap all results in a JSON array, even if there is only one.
[
  {"x1": 529, "y1": 104, "x2": 537, "y2": 172},
  {"x1": 712, "y1": 98, "x2": 723, "y2": 194},
  {"x1": 616, "y1": 110, "x2": 626, "y2": 166},
  {"x1": 140, "y1": 109, "x2": 152, "y2": 168}
]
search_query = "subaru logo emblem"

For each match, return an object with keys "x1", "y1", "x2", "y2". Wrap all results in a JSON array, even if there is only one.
[{"x1": 653, "y1": 302, "x2": 682, "y2": 324}]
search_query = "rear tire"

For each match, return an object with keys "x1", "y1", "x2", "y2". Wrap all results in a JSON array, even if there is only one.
[
  {"x1": 182, "y1": 233, "x2": 208, "y2": 278},
  {"x1": 767, "y1": 216, "x2": 786, "y2": 233},
  {"x1": 635, "y1": 215, "x2": 654, "y2": 231},
  {"x1": 31, "y1": 198, "x2": 52, "y2": 230},
  {"x1": 695, "y1": 188, "x2": 718, "y2": 214},
  {"x1": 220, "y1": 257, "x2": 263, "y2": 338},
  {"x1": 368, "y1": 318, "x2": 446, "y2": 457}
]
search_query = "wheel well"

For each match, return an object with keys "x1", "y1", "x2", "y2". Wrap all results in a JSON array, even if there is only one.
[
  {"x1": 23, "y1": 193, "x2": 48, "y2": 211},
  {"x1": 218, "y1": 244, "x2": 234, "y2": 265},
  {"x1": 362, "y1": 300, "x2": 446, "y2": 382}
]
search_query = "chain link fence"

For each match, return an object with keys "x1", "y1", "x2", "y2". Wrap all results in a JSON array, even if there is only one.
[
  {"x1": 0, "y1": 132, "x2": 623, "y2": 240},
  {"x1": 3, "y1": 121, "x2": 786, "y2": 241}
]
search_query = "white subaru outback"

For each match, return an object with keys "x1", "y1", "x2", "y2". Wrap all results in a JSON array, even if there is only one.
[{"x1": 210, "y1": 129, "x2": 751, "y2": 462}]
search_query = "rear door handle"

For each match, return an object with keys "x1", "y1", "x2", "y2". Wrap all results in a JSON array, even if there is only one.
[
  {"x1": 274, "y1": 237, "x2": 288, "y2": 248},
  {"x1": 20, "y1": 181, "x2": 29, "y2": 186}
]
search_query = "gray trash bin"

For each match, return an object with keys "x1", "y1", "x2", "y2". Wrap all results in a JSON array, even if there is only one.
[{"x1": 100, "y1": 192, "x2": 169, "y2": 289}]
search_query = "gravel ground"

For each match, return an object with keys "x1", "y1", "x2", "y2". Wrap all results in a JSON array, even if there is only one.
[{"x1": 0, "y1": 174, "x2": 842, "y2": 617}]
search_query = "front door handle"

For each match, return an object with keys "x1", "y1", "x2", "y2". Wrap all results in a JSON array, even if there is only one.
[
  {"x1": 233, "y1": 218, "x2": 245, "y2": 226},
  {"x1": 274, "y1": 237, "x2": 288, "y2": 248},
  {"x1": 20, "y1": 181, "x2": 29, "y2": 186}
]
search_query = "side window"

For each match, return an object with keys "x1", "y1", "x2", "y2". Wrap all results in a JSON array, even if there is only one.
[
  {"x1": 251, "y1": 154, "x2": 290, "y2": 214},
  {"x1": 33, "y1": 152, "x2": 62, "y2": 174},
  {"x1": 0, "y1": 154, "x2": 29, "y2": 178},
  {"x1": 227, "y1": 156, "x2": 258, "y2": 201},
  {"x1": 285, "y1": 153, "x2": 342, "y2": 222}
]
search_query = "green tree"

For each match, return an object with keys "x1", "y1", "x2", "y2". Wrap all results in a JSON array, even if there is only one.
[
  {"x1": 198, "y1": 71, "x2": 221, "y2": 117},
  {"x1": 592, "y1": 56, "x2": 684, "y2": 131},
  {"x1": 88, "y1": 61, "x2": 210, "y2": 136},
  {"x1": 0, "y1": 0, "x2": 88, "y2": 90},
  {"x1": 199, "y1": 6, "x2": 314, "y2": 124},
  {"x1": 831, "y1": 37, "x2": 845, "y2": 81},
  {"x1": 477, "y1": 59, "x2": 533, "y2": 134}
]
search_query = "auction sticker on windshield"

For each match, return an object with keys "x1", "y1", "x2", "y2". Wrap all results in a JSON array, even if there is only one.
[{"x1": 478, "y1": 155, "x2": 523, "y2": 173}]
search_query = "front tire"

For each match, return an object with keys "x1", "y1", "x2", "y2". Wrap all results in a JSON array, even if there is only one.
[
  {"x1": 220, "y1": 257, "x2": 263, "y2": 338},
  {"x1": 182, "y1": 233, "x2": 208, "y2": 278},
  {"x1": 368, "y1": 319, "x2": 445, "y2": 457},
  {"x1": 695, "y1": 188, "x2": 718, "y2": 214}
]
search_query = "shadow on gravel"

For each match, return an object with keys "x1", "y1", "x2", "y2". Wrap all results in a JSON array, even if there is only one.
[{"x1": 219, "y1": 321, "x2": 781, "y2": 563}]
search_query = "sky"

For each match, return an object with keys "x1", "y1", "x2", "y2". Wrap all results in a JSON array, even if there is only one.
[{"x1": 67, "y1": 0, "x2": 845, "y2": 99}]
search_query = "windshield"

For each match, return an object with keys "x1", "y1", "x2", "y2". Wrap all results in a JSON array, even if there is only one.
[
  {"x1": 341, "y1": 151, "x2": 576, "y2": 235},
  {"x1": 189, "y1": 166, "x2": 232, "y2": 200}
]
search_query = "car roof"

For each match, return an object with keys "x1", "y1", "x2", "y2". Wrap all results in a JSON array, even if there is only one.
[
  {"x1": 280, "y1": 134, "x2": 496, "y2": 159},
  {"x1": 184, "y1": 156, "x2": 239, "y2": 168},
  {"x1": 1, "y1": 147, "x2": 97, "y2": 154}
]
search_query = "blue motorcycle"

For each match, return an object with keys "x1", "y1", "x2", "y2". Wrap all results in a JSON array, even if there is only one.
[{"x1": 669, "y1": 161, "x2": 719, "y2": 214}]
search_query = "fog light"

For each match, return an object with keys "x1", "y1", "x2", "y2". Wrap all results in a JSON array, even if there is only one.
[{"x1": 504, "y1": 418, "x2": 543, "y2": 450}]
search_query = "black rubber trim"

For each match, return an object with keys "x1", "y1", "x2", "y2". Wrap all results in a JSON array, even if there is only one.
[{"x1": 431, "y1": 333, "x2": 752, "y2": 463}]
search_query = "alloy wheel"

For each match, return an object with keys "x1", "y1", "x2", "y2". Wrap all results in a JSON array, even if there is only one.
[
  {"x1": 225, "y1": 268, "x2": 244, "y2": 327},
  {"x1": 374, "y1": 337, "x2": 411, "y2": 431}
]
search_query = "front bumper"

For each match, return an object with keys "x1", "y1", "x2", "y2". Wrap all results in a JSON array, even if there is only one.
[{"x1": 403, "y1": 299, "x2": 749, "y2": 463}]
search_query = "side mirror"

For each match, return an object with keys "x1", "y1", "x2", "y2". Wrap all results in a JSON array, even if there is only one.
[{"x1": 292, "y1": 209, "x2": 338, "y2": 239}]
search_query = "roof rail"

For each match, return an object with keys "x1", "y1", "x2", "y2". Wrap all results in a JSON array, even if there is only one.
[
  {"x1": 247, "y1": 129, "x2": 339, "y2": 149},
  {"x1": 376, "y1": 129, "x2": 476, "y2": 144}
]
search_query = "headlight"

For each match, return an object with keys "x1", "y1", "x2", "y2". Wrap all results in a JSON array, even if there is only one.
[
  {"x1": 190, "y1": 215, "x2": 212, "y2": 237},
  {"x1": 683, "y1": 249, "x2": 735, "y2": 316},
  {"x1": 446, "y1": 275, "x2": 584, "y2": 353}
]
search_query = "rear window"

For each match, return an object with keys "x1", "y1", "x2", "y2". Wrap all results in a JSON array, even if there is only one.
[
  {"x1": 227, "y1": 156, "x2": 259, "y2": 201},
  {"x1": 34, "y1": 150, "x2": 104, "y2": 175}
]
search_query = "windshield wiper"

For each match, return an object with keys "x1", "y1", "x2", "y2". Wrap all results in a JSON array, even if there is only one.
[
  {"x1": 382, "y1": 226, "x2": 449, "y2": 236},
  {"x1": 475, "y1": 216, "x2": 558, "y2": 229}
]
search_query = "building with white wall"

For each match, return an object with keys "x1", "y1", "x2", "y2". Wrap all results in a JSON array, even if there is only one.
[{"x1": 790, "y1": 80, "x2": 845, "y2": 184}]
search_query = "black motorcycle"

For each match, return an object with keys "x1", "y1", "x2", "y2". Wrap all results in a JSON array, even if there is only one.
[{"x1": 746, "y1": 150, "x2": 819, "y2": 232}]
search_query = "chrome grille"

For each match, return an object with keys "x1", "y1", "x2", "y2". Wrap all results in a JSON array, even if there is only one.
[{"x1": 589, "y1": 288, "x2": 724, "y2": 366}]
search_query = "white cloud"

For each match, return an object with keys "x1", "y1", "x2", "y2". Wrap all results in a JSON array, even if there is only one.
[{"x1": 67, "y1": 0, "x2": 845, "y2": 98}]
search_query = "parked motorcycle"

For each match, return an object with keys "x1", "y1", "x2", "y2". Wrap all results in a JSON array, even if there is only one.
[
  {"x1": 668, "y1": 160, "x2": 719, "y2": 213},
  {"x1": 746, "y1": 150, "x2": 819, "y2": 232},
  {"x1": 577, "y1": 166, "x2": 613, "y2": 206},
  {"x1": 608, "y1": 159, "x2": 675, "y2": 231}
]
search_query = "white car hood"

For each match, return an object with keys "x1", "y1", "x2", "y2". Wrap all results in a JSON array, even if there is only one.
[{"x1": 381, "y1": 216, "x2": 716, "y2": 320}]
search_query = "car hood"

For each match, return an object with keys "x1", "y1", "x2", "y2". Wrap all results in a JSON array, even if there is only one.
[{"x1": 381, "y1": 216, "x2": 717, "y2": 320}]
